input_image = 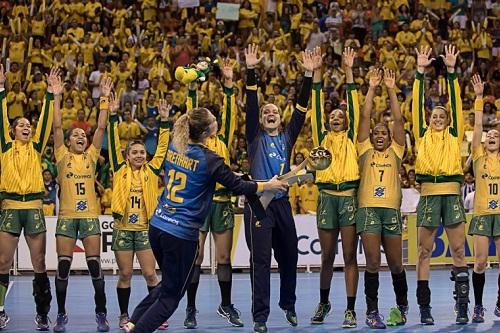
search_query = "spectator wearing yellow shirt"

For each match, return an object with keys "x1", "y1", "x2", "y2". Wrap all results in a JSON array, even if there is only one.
[
  {"x1": 85, "y1": 0, "x2": 103, "y2": 24},
  {"x1": 299, "y1": 179, "x2": 319, "y2": 214},
  {"x1": 239, "y1": 0, "x2": 258, "y2": 31},
  {"x1": 61, "y1": 97, "x2": 78, "y2": 130},
  {"x1": 118, "y1": 110, "x2": 141, "y2": 149},
  {"x1": 395, "y1": 23, "x2": 416, "y2": 48},
  {"x1": 170, "y1": 81, "x2": 187, "y2": 107},
  {"x1": 67, "y1": 20, "x2": 85, "y2": 41},
  {"x1": 9, "y1": 35, "x2": 26, "y2": 64},
  {"x1": 6, "y1": 82, "x2": 26, "y2": 120},
  {"x1": 26, "y1": 71, "x2": 47, "y2": 102},
  {"x1": 31, "y1": 13, "x2": 46, "y2": 37}
]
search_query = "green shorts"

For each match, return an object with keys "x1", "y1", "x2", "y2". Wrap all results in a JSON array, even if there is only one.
[
  {"x1": 112, "y1": 229, "x2": 151, "y2": 251},
  {"x1": 200, "y1": 201, "x2": 234, "y2": 233},
  {"x1": 468, "y1": 214, "x2": 500, "y2": 237},
  {"x1": 356, "y1": 207, "x2": 402, "y2": 236},
  {"x1": 0, "y1": 209, "x2": 46, "y2": 235},
  {"x1": 56, "y1": 218, "x2": 101, "y2": 239},
  {"x1": 416, "y1": 194, "x2": 466, "y2": 228},
  {"x1": 317, "y1": 192, "x2": 357, "y2": 229}
]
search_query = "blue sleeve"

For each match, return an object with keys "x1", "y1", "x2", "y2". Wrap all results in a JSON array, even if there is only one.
[
  {"x1": 284, "y1": 75, "x2": 312, "y2": 147},
  {"x1": 245, "y1": 68, "x2": 260, "y2": 143},
  {"x1": 206, "y1": 150, "x2": 259, "y2": 195}
]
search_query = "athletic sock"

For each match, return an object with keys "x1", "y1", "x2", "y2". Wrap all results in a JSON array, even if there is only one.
[
  {"x1": 0, "y1": 274, "x2": 8, "y2": 312},
  {"x1": 117, "y1": 287, "x2": 131, "y2": 315},
  {"x1": 347, "y1": 296, "x2": 356, "y2": 311},
  {"x1": 217, "y1": 264, "x2": 232, "y2": 307},
  {"x1": 320, "y1": 288, "x2": 330, "y2": 304},
  {"x1": 392, "y1": 270, "x2": 408, "y2": 306},
  {"x1": 187, "y1": 265, "x2": 201, "y2": 308},
  {"x1": 416, "y1": 280, "x2": 431, "y2": 307},
  {"x1": 472, "y1": 272, "x2": 485, "y2": 306},
  {"x1": 364, "y1": 271, "x2": 379, "y2": 313},
  {"x1": 147, "y1": 285, "x2": 157, "y2": 293}
]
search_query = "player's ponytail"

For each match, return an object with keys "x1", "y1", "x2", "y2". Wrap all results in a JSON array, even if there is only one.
[{"x1": 173, "y1": 108, "x2": 214, "y2": 154}]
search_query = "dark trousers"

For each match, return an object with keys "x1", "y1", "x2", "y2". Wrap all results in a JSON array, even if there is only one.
[
  {"x1": 244, "y1": 198, "x2": 298, "y2": 323},
  {"x1": 130, "y1": 226, "x2": 198, "y2": 333}
]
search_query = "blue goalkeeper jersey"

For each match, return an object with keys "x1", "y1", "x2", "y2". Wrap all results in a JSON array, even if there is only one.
[{"x1": 151, "y1": 142, "x2": 259, "y2": 241}]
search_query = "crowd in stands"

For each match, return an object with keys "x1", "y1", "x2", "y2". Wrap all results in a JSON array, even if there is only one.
[{"x1": 0, "y1": 0, "x2": 498, "y2": 216}]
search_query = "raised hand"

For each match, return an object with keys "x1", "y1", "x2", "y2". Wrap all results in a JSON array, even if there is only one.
[
  {"x1": 311, "y1": 46, "x2": 323, "y2": 70},
  {"x1": 100, "y1": 76, "x2": 113, "y2": 97},
  {"x1": 244, "y1": 44, "x2": 263, "y2": 68},
  {"x1": 221, "y1": 57, "x2": 233, "y2": 81},
  {"x1": 342, "y1": 47, "x2": 356, "y2": 68},
  {"x1": 383, "y1": 68, "x2": 396, "y2": 90},
  {"x1": 440, "y1": 44, "x2": 459, "y2": 70},
  {"x1": 298, "y1": 49, "x2": 315, "y2": 72},
  {"x1": 109, "y1": 92, "x2": 119, "y2": 114},
  {"x1": 368, "y1": 68, "x2": 382, "y2": 88},
  {"x1": 0, "y1": 64, "x2": 5, "y2": 88},
  {"x1": 158, "y1": 99, "x2": 172, "y2": 121},
  {"x1": 415, "y1": 46, "x2": 435, "y2": 71},
  {"x1": 49, "y1": 69, "x2": 64, "y2": 96},
  {"x1": 471, "y1": 74, "x2": 484, "y2": 98}
]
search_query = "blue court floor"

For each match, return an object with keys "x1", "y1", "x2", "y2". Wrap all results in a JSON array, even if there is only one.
[{"x1": 4, "y1": 270, "x2": 500, "y2": 332}]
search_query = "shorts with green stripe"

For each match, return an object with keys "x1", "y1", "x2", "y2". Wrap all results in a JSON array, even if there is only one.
[
  {"x1": 468, "y1": 214, "x2": 500, "y2": 237},
  {"x1": 416, "y1": 194, "x2": 466, "y2": 228},
  {"x1": 0, "y1": 209, "x2": 46, "y2": 235},
  {"x1": 56, "y1": 218, "x2": 101, "y2": 239},
  {"x1": 200, "y1": 201, "x2": 234, "y2": 233},
  {"x1": 316, "y1": 192, "x2": 357, "y2": 229},
  {"x1": 112, "y1": 229, "x2": 151, "y2": 251},
  {"x1": 356, "y1": 207, "x2": 402, "y2": 236}
]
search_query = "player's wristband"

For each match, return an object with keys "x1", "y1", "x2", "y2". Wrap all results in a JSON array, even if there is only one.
[
  {"x1": 304, "y1": 71, "x2": 313, "y2": 77},
  {"x1": 100, "y1": 97, "x2": 110, "y2": 110},
  {"x1": 474, "y1": 98, "x2": 484, "y2": 112}
]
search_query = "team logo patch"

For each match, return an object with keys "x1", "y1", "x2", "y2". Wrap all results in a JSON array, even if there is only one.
[
  {"x1": 129, "y1": 214, "x2": 139, "y2": 224},
  {"x1": 76, "y1": 200, "x2": 88, "y2": 212},
  {"x1": 488, "y1": 199, "x2": 499, "y2": 210},
  {"x1": 374, "y1": 186, "x2": 386, "y2": 198}
]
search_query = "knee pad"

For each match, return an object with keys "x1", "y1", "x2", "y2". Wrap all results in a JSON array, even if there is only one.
[
  {"x1": 33, "y1": 275, "x2": 52, "y2": 315},
  {"x1": 454, "y1": 267, "x2": 469, "y2": 304},
  {"x1": 86, "y1": 256, "x2": 103, "y2": 280},
  {"x1": 56, "y1": 256, "x2": 73, "y2": 280}
]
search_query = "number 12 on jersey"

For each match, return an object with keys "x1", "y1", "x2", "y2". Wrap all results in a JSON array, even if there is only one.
[{"x1": 165, "y1": 170, "x2": 187, "y2": 204}]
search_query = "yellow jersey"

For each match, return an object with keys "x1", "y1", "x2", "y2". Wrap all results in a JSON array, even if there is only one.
[
  {"x1": 358, "y1": 139, "x2": 404, "y2": 209},
  {"x1": 299, "y1": 183, "x2": 319, "y2": 213},
  {"x1": 412, "y1": 72, "x2": 463, "y2": 195},
  {"x1": 0, "y1": 91, "x2": 54, "y2": 207},
  {"x1": 472, "y1": 145, "x2": 500, "y2": 216},
  {"x1": 55, "y1": 144, "x2": 100, "y2": 218},
  {"x1": 311, "y1": 82, "x2": 360, "y2": 190}
]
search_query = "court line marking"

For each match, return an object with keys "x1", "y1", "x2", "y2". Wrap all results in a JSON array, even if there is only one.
[{"x1": 5, "y1": 281, "x2": 13, "y2": 298}]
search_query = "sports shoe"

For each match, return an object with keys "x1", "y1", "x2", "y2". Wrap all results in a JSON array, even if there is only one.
[
  {"x1": 157, "y1": 320, "x2": 169, "y2": 330},
  {"x1": 96, "y1": 313, "x2": 110, "y2": 332},
  {"x1": 310, "y1": 302, "x2": 331, "y2": 324},
  {"x1": 217, "y1": 304, "x2": 244, "y2": 327},
  {"x1": 0, "y1": 311, "x2": 10, "y2": 329},
  {"x1": 455, "y1": 303, "x2": 469, "y2": 325},
  {"x1": 253, "y1": 321, "x2": 267, "y2": 333},
  {"x1": 495, "y1": 305, "x2": 500, "y2": 317},
  {"x1": 118, "y1": 313, "x2": 129, "y2": 330},
  {"x1": 387, "y1": 305, "x2": 408, "y2": 326},
  {"x1": 123, "y1": 322, "x2": 134, "y2": 333},
  {"x1": 342, "y1": 309, "x2": 357, "y2": 328},
  {"x1": 365, "y1": 311, "x2": 386, "y2": 329},
  {"x1": 283, "y1": 309, "x2": 297, "y2": 326},
  {"x1": 53, "y1": 313, "x2": 68, "y2": 332},
  {"x1": 184, "y1": 306, "x2": 197, "y2": 329},
  {"x1": 419, "y1": 306, "x2": 434, "y2": 325},
  {"x1": 472, "y1": 305, "x2": 484, "y2": 323},
  {"x1": 35, "y1": 314, "x2": 50, "y2": 331}
]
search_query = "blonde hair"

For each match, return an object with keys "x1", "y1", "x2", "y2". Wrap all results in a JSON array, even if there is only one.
[{"x1": 172, "y1": 108, "x2": 213, "y2": 154}]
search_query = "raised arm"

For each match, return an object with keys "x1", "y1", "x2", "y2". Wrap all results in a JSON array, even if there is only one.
[
  {"x1": 148, "y1": 99, "x2": 172, "y2": 176},
  {"x1": 244, "y1": 44, "x2": 264, "y2": 143},
  {"x1": 384, "y1": 68, "x2": 405, "y2": 146},
  {"x1": 186, "y1": 82, "x2": 197, "y2": 111},
  {"x1": 50, "y1": 68, "x2": 65, "y2": 149},
  {"x1": 358, "y1": 69, "x2": 381, "y2": 143},
  {"x1": 218, "y1": 58, "x2": 237, "y2": 148},
  {"x1": 107, "y1": 91, "x2": 125, "y2": 173},
  {"x1": 0, "y1": 64, "x2": 11, "y2": 152},
  {"x1": 471, "y1": 74, "x2": 485, "y2": 149},
  {"x1": 33, "y1": 67, "x2": 56, "y2": 153},
  {"x1": 440, "y1": 45, "x2": 463, "y2": 139},
  {"x1": 93, "y1": 76, "x2": 112, "y2": 149},
  {"x1": 311, "y1": 52, "x2": 325, "y2": 147},
  {"x1": 284, "y1": 47, "x2": 317, "y2": 145},
  {"x1": 412, "y1": 46, "x2": 435, "y2": 140},
  {"x1": 343, "y1": 47, "x2": 359, "y2": 141}
]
